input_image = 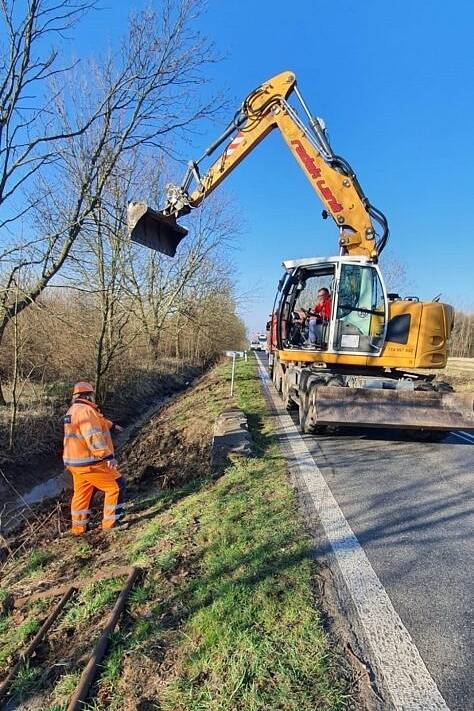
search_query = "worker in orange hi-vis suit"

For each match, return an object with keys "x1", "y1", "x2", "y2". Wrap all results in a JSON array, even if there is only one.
[{"x1": 63, "y1": 382, "x2": 125, "y2": 535}]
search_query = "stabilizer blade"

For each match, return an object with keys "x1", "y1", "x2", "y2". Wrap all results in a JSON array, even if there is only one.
[{"x1": 314, "y1": 386, "x2": 474, "y2": 431}]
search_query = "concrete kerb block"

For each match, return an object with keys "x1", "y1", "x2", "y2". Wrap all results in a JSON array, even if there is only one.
[{"x1": 211, "y1": 408, "x2": 253, "y2": 478}]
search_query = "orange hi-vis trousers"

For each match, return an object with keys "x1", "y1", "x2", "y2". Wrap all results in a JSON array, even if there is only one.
[{"x1": 69, "y1": 463, "x2": 125, "y2": 535}]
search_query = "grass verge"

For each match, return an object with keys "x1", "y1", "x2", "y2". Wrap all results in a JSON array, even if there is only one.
[{"x1": 0, "y1": 356, "x2": 351, "y2": 710}]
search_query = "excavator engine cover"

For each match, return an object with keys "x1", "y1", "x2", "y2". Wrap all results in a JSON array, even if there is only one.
[{"x1": 127, "y1": 202, "x2": 188, "y2": 257}]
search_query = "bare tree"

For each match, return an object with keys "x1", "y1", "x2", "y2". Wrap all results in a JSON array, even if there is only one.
[
  {"x1": 0, "y1": 0, "x2": 97, "y2": 230},
  {"x1": 72, "y1": 158, "x2": 141, "y2": 404},
  {"x1": 379, "y1": 251, "x2": 410, "y2": 295},
  {"x1": 451, "y1": 311, "x2": 474, "y2": 357},
  {"x1": 0, "y1": 0, "x2": 220, "y2": 403},
  {"x1": 126, "y1": 194, "x2": 238, "y2": 359}
]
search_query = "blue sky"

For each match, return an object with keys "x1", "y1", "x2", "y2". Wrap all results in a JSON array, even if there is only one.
[{"x1": 73, "y1": 0, "x2": 474, "y2": 335}]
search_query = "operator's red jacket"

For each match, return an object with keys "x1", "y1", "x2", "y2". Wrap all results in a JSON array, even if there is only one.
[
  {"x1": 63, "y1": 398, "x2": 116, "y2": 471},
  {"x1": 313, "y1": 296, "x2": 332, "y2": 321}
]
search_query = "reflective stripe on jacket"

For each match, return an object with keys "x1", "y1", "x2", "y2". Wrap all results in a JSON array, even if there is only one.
[{"x1": 63, "y1": 398, "x2": 114, "y2": 468}]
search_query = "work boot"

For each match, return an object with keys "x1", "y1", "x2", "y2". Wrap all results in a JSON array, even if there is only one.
[
  {"x1": 103, "y1": 519, "x2": 130, "y2": 532},
  {"x1": 60, "y1": 528, "x2": 90, "y2": 538}
]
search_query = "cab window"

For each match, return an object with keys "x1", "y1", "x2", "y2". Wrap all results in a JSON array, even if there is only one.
[{"x1": 334, "y1": 265, "x2": 386, "y2": 353}]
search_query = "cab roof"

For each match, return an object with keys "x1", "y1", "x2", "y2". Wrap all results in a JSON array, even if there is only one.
[{"x1": 282, "y1": 255, "x2": 373, "y2": 272}]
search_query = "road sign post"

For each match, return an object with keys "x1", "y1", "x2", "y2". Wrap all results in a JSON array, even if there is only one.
[
  {"x1": 225, "y1": 351, "x2": 236, "y2": 396},
  {"x1": 230, "y1": 352, "x2": 236, "y2": 396},
  {"x1": 225, "y1": 351, "x2": 246, "y2": 397}
]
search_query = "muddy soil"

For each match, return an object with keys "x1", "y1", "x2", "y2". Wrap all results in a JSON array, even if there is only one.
[
  {"x1": 0, "y1": 365, "x2": 202, "y2": 507},
  {"x1": 0, "y1": 368, "x2": 229, "y2": 710}
]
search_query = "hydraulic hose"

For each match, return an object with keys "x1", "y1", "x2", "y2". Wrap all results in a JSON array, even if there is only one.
[{"x1": 369, "y1": 204, "x2": 390, "y2": 254}]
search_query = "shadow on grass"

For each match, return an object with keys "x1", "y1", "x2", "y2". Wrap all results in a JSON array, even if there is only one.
[{"x1": 128, "y1": 476, "x2": 211, "y2": 521}]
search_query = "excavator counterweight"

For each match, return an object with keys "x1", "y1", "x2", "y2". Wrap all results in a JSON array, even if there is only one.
[{"x1": 127, "y1": 201, "x2": 187, "y2": 257}]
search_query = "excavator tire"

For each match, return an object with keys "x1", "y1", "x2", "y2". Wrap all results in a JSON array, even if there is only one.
[
  {"x1": 282, "y1": 374, "x2": 296, "y2": 411},
  {"x1": 298, "y1": 390, "x2": 312, "y2": 434},
  {"x1": 322, "y1": 376, "x2": 344, "y2": 435},
  {"x1": 299, "y1": 376, "x2": 328, "y2": 435},
  {"x1": 273, "y1": 360, "x2": 285, "y2": 395}
]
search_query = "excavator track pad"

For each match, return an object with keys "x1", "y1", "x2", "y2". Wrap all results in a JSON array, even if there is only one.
[{"x1": 127, "y1": 202, "x2": 188, "y2": 257}]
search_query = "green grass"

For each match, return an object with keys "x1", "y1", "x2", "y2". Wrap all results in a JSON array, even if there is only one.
[
  {"x1": 154, "y1": 356, "x2": 348, "y2": 710},
  {"x1": 47, "y1": 672, "x2": 81, "y2": 710},
  {"x1": 129, "y1": 519, "x2": 165, "y2": 560},
  {"x1": 9, "y1": 659, "x2": 41, "y2": 699},
  {"x1": 61, "y1": 578, "x2": 124, "y2": 627},
  {"x1": 92, "y1": 631, "x2": 127, "y2": 709},
  {"x1": 0, "y1": 616, "x2": 40, "y2": 670},
  {"x1": 1, "y1": 356, "x2": 350, "y2": 710},
  {"x1": 93, "y1": 356, "x2": 348, "y2": 709},
  {"x1": 16, "y1": 548, "x2": 54, "y2": 580}
]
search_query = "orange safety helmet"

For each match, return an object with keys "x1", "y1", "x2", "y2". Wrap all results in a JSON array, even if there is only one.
[{"x1": 72, "y1": 381, "x2": 95, "y2": 397}]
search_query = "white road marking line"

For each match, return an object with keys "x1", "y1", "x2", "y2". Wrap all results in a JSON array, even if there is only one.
[
  {"x1": 452, "y1": 431, "x2": 474, "y2": 444},
  {"x1": 255, "y1": 355, "x2": 450, "y2": 711}
]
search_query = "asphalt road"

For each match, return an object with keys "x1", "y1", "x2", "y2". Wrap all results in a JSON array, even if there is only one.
[{"x1": 258, "y1": 353, "x2": 473, "y2": 711}]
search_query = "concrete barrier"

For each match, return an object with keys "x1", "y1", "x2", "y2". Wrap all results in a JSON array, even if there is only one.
[{"x1": 211, "y1": 408, "x2": 253, "y2": 477}]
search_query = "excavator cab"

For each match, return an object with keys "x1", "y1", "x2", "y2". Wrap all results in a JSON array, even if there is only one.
[{"x1": 275, "y1": 257, "x2": 388, "y2": 356}]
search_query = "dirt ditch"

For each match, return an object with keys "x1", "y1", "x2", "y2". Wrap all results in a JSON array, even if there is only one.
[
  {"x1": 0, "y1": 363, "x2": 202, "y2": 506},
  {"x1": 0, "y1": 364, "x2": 205, "y2": 540},
  {"x1": 0, "y1": 367, "x2": 231, "y2": 709}
]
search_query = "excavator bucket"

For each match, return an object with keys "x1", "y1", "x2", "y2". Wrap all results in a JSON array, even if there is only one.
[
  {"x1": 127, "y1": 202, "x2": 188, "y2": 257},
  {"x1": 313, "y1": 386, "x2": 474, "y2": 431}
]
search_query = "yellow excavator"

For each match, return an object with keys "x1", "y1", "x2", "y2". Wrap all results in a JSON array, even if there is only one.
[{"x1": 127, "y1": 71, "x2": 473, "y2": 438}]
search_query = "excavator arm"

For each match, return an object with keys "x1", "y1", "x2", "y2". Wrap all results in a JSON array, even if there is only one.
[{"x1": 128, "y1": 71, "x2": 389, "y2": 259}]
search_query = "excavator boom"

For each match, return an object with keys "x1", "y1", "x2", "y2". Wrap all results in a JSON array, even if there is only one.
[{"x1": 128, "y1": 71, "x2": 388, "y2": 260}]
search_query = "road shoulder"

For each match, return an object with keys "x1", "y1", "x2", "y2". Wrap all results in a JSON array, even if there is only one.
[{"x1": 255, "y1": 353, "x2": 450, "y2": 711}]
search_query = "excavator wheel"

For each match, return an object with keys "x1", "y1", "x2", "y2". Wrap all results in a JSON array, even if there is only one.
[
  {"x1": 298, "y1": 390, "x2": 313, "y2": 434},
  {"x1": 299, "y1": 376, "x2": 329, "y2": 435},
  {"x1": 282, "y1": 375, "x2": 296, "y2": 411},
  {"x1": 272, "y1": 360, "x2": 283, "y2": 394},
  {"x1": 268, "y1": 360, "x2": 274, "y2": 381},
  {"x1": 323, "y1": 376, "x2": 344, "y2": 434}
]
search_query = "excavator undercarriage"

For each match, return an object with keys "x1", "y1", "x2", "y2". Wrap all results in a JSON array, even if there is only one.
[{"x1": 272, "y1": 360, "x2": 474, "y2": 436}]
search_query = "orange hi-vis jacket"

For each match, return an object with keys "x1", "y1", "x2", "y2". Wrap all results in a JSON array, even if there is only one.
[{"x1": 63, "y1": 398, "x2": 115, "y2": 470}]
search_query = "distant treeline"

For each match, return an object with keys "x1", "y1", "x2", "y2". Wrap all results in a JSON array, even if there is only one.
[{"x1": 451, "y1": 311, "x2": 474, "y2": 357}]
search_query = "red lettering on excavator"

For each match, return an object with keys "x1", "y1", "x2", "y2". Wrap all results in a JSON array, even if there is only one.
[
  {"x1": 316, "y1": 180, "x2": 343, "y2": 213},
  {"x1": 291, "y1": 139, "x2": 343, "y2": 213},
  {"x1": 291, "y1": 139, "x2": 321, "y2": 178}
]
